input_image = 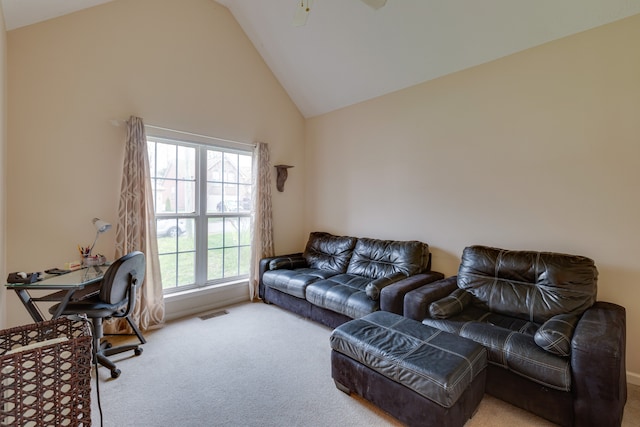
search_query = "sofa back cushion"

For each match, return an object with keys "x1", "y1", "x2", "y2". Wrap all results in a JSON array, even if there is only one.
[
  {"x1": 457, "y1": 245, "x2": 597, "y2": 323},
  {"x1": 303, "y1": 232, "x2": 357, "y2": 274},
  {"x1": 346, "y1": 238, "x2": 429, "y2": 279}
]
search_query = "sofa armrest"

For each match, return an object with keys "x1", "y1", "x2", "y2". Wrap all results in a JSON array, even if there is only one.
[
  {"x1": 379, "y1": 271, "x2": 445, "y2": 315},
  {"x1": 258, "y1": 253, "x2": 304, "y2": 300},
  {"x1": 267, "y1": 254, "x2": 307, "y2": 271},
  {"x1": 403, "y1": 276, "x2": 459, "y2": 321},
  {"x1": 365, "y1": 272, "x2": 406, "y2": 301},
  {"x1": 571, "y1": 301, "x2": 626, "y2": 427}
]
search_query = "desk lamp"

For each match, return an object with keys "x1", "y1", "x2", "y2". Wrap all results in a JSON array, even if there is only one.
[{"x1": 89, "y1": 218, "x2": 112, "y2": 256}]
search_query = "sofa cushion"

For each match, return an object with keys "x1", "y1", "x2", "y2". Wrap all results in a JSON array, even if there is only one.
[
  {"x1": 346, "y1": 238, "x2": 429, "y2": 279},
  {"x1": 423, "y1": 308, "x2": 571, "y2": 391},
  {"x1": 423, "y1": 309, "x2": 539, "y2": 338},
  {"x1": 262, "y1": 268, "x2": 339, "y2": 299},
  {"x1": 305, "y1": 274, "x2": 378, "y2": 319},
  {"x1": 457, "y1": 245, "x2": 597, "y2": 324},
  {"x1": 303, "y1": 232, "x2": 357, "y2": 274},
  {"x1": 463, "y1": 322, "x2": 571, "y2": 391},
  {"x1": 429, "y1": 288, "x2": 472, "y2": 319},
  {"x1": 534, "y1": 313, "x2": 580, "y2": 357}
]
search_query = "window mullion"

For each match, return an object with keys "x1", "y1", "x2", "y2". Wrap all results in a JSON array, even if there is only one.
[{"x1": 195, "y1": 147, "x2": 208, "y2": 285}]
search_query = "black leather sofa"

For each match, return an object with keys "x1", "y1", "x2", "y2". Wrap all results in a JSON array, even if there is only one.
[
  {"x1": 259, "y1": 232, "x2": 444, "y2": 328},
  {"x1": 404, "y1": 245, "x2": 627, "y2": 427}
]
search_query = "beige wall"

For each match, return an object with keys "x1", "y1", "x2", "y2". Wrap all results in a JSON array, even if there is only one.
[
  {"x1": 5, "y1": 0, "x2": 305, "y2": 325},
  {"x1": 306, "y1": 14, "x2": 640, "y2": 381},
  {"x1": 0, "y1": 5, "x2": 7, "y2": 329}
]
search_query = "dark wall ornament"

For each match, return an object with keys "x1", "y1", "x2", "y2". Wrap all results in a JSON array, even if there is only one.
[{"x1": 274, "y1": 165, "x2": 293, "y2": 192}]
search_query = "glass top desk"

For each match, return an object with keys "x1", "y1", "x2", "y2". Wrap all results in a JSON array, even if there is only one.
[{"x1": 6, "y1": 266, "x2": 107, "y2": 322}]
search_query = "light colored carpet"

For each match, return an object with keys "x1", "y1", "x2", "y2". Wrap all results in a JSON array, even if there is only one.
[{"x1": 91, "y1": 302, "x2": 639, "y2": 426}]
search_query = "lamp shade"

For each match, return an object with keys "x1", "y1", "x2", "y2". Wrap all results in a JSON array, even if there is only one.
[{"x1": 92, "y1": 218, "x2": 112, "y2": 233}]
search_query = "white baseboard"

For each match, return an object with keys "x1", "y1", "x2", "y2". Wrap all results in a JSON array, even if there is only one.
[
  {"x1": 628, "y1": 371, "x2": 640, "y2": 386},
  {"x1": 164, "y1": 281, "x2": 250, "y2": 322}
]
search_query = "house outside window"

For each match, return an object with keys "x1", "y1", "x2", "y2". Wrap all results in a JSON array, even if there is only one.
[{"x1": 147, "y1": 136, "x2": 253, "y2": 293}]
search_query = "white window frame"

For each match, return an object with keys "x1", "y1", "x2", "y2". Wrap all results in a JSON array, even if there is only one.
[{"x1": 146, "y1": 129, "x2": 254, "y2": 295}]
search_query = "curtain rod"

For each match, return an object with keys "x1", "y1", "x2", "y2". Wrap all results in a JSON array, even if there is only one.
[
  {"x1": 110, "y1": 119, "x2": 256, "y2": 148},
  {"x1": 146, "y1": 124, "x2": 256, "y2": 148}
]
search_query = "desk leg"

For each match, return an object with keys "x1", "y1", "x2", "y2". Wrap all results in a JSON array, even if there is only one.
[
  {"x1": 13, "y1": 289, "x2": 45, "y2": 322},
  {"x1": 50, "y1": 290, "x2": 76, "y2": 319}
]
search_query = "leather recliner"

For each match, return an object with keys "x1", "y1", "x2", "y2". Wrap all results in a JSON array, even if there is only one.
[{"x1": 404, "y1": 245, "x2": 627, "y2": 427}]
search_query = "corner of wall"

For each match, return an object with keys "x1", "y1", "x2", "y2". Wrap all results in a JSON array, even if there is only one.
[{"x1": 0, "y1": 4, "x2": 7, "y2": 330}]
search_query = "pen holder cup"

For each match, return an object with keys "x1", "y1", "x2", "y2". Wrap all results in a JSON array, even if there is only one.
[{"x1": 82, "y1": 255, "x2": 106, "y2": 267}]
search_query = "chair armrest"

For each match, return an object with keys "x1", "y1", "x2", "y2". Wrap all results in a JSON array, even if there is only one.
[
  {"x1": 258, "y1": 253, "x2": 303, "y2": 300},
  {"x1": 379, "y1": 271, "x2": 445, "y2": 315},
  {"x1": 571, "y1": 301, "x2": 627, "y2": 426},
  {"x1": 403, "y1": 276, "x2": 458, "y2": 321}
]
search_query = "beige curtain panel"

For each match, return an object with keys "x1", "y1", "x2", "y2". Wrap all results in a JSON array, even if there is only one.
[
  {"x1": 104, "y1": 116, "x2": 165, "y2": 334},
  {"x1": 249, "y1": 142, "x2": 275, "y2": 301}
]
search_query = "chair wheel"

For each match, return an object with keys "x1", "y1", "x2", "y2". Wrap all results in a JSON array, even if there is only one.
[
  {"x1": 111, "y1": 369, "x2": 121, "y2": 379},
  {"x1": 134, "y1": 347, "x2": 143, "y2": 356}
]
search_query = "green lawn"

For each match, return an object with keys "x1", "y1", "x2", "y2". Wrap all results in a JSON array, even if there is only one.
[{"x1": 158, "y1": 227, "x2": 250, "y2": 290}]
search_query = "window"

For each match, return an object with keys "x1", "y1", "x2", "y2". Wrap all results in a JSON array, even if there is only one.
[{"x1": 147, "y1": 136, "x2": 253, "y2": 293}]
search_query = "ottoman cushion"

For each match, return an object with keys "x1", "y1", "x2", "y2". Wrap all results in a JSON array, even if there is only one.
[{"x1": 330, "y1": 311, "x2": 486, "y2": 408}]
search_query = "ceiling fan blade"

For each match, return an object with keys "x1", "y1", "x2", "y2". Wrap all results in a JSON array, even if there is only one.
[
  {"x1": 360, "y1": 0, "x2": 387, "y2": 9},
  {"x1": 292, "y1": 0, "x2": 313, "y2": 26}
]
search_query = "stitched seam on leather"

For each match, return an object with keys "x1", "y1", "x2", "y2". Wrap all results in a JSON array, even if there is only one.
[
  {"x1": 459, "y1": 321, "x2": 472, "y2": 336},
  {"x1": 488, "y1": 250, "x2": 505, "y2": 313},
  {"x1": 502, "y1": 331, "x2": 517, "y2": 366},
  {"x1": 486, "y1": 361, "x2": 570, "y2": 391},
  {"x1": 504, "y1": 350, "x2": 571, "y2": 389},
  {"x1": 364, "y1": 319, "x2": 449, "y2": 393},
  {"x1": 543, "y1": 336, "x2": 569, "y2": 356},
  {"x1": 389, "y1": 327, "x2": 478, "y2": 400},
  {"x1": 537, "y1": 319, "x2": 575, "y2": 355},
  {"x1": 461, "y1": 272, "x2": 537, "y2": 287},
  {"x1": 505, "y1": 332, "x2": 570, "y2": 381},
  {"x1": 459, "y1": 318, "x2": 495, "y2": 373},
  {"x1": 519, "y1": 322, "x2": 534, "y2": 334},
  {"x1": 478, "y1": 312, "x2": 492, "y2": 322},
  {"x1": 530, "y1": 254, "x2": 540, "y2": 322},
  {"x1": 553, "y1": 318, "x2": 574, "y2": 328},
  {"x1": 432, "y1": 297, "x2": 461, "y2": 317},
  {"x1": 479, "y1": 341, "x2": 507, "y2": 368},
  {"x1": 355, "y1": 316, "x2": 486, "y2": 405},
  {"x1": 467, "y1": 349, "x2": 486, "y2": 380}
]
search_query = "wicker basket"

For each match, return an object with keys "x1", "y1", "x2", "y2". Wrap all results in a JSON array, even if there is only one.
[{"x1": 0, "y1": 318, "x2": 92, "y2": 426}]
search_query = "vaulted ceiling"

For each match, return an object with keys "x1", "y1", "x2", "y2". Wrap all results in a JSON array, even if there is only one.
[
  {"x1": 1, "y1": 0, "x2": 113, "y2": 31},
  {"x1": 3, "y1": 0, "x2": 640, "y2": 118}
]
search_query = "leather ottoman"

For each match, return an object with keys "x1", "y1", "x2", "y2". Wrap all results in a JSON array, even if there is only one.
[{"x1": 330, "y1": 311, "x2": 487, "y2": 427}]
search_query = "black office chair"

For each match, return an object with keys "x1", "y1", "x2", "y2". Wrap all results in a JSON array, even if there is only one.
[{"x1": 50, "y1": 251, "x2": 147, "y2": 378}]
